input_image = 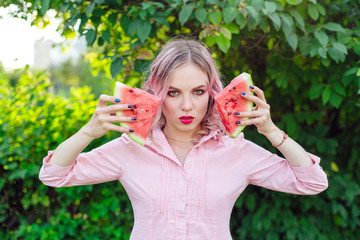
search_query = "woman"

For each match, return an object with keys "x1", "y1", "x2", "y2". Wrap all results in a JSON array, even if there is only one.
[{"x1": 39, "y1": 38, "x2": 328, "y2": 239}]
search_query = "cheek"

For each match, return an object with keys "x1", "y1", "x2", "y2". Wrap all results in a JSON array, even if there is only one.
[
  {"x1": 198, "y1": 95, "x2": 210, "y2": 114},
  {"x1": 162, "y1": 98, "x2": 176, "y2": 116}
]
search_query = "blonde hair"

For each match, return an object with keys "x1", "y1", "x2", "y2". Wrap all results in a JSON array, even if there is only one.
[{"x1": 143, "y1": 37, "x2": 224, "y2": 141}]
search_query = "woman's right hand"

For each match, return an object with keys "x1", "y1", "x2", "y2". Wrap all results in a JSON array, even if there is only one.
[{"x1": 80, "y1": 94, "x2": 135, "y2": 139}]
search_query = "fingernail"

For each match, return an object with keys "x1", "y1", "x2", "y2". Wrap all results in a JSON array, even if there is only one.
[
  {"x1": 115, "y1": 98, "x2": 121, "y2": 102},
  {"x1": 241, "y1": 92, "x2": 246, "y2": 96},
  {"x1": 250, "y1": 86, "x2": 254, "y2": 89},
  {"x1": 129, "y1": 129, "x2": 134, "y2": 132},
  {"x1": 128, "y1": 105, "x2": 133, "y2": 108},
  {"x1": 131, "y1": 117, "x2": 137, "y2": 121},
  {"x1": 236, "y1": 121, "x2": 241, "y2": 124},
  {"x1": 235, "y1": 112, "x2": 240, "y2": 115}
]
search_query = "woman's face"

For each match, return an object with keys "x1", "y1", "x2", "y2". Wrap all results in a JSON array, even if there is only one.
[{"x1": 162, "y1": 63, "x2": 209, "y2": 138}]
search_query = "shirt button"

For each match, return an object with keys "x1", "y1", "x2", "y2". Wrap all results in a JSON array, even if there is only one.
[
  {"x1": 183, "y1": 177, "x2": 186, "y2": 182},
  {"x1": 181, "y1": 197, "x2": 185, "y2": 203},
  {"x1": 180, "y1": 217, "x2": 185, "y2": 222}
]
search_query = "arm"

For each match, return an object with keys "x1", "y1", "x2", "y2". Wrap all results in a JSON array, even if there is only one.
[
  {"x1": 237, "y1": 86, "x2": 312, "y2": 167},
  {"x1": 39, "y1": 94, "x2": 135, "y2": 187},
  {"x1": 48, "y1": 94, "x2": 134, "y2": 167}
]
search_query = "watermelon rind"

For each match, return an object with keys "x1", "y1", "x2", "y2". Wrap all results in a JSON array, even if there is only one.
[
  {"x1": 215, "y1": 72, "x2": 254, "y2": 138},
  {"x1": 113, "y1": 81, "x2": 160, "y2": 146}
]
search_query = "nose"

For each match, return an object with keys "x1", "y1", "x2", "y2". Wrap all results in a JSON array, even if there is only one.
[{"x1": 180, "y1": 95, "x2": 193, "y2": 112}]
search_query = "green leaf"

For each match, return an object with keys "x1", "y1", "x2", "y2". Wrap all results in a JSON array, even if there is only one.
[
  {"x1": 286, "y1": 0, "x2": 298, "y2": 5},
  {"x1": 342, "y1": 68, "x2": 357, "y2": 86},
  {"x1": 334, "y1": 82, "x2": 346, "y2": 96},
  {"x1": 110, "y1": 58, "x2": 124, "y2": 79},
  {"x1": 308, "y1": 4, "x2": 319, "y2": 21},
  {"x1": 246, "y1": 6, "x2": 260, "y2": 26},
  {"x1": 86, "y1": 2, "x2": 95, "y2": 18},
  {"x1": 40, "y1": 0, "x2": 50, "y2": 16},
  {"x1": 235, "y1": 11, "x2": 247, "y2": 29},
  {"x1": 328, "y1": 46, "x2": 346, "y2": 63},
  {"x1": 309, "y1": 83, "x2": 324, "y2": 99},
  {"x1": 223, "y1": 7, "x2": 237, "y2": 24},
  {"x1": 220, "y1": 27, "x2": 232, "y2": 40},
  {"x1": 332, "y1": 42, "x2": 348, "y2": 55},
  {"x1": 224, "y1": 23, "x2": 239, "y2": 34},
  {"x1": 322, "y1": 86, "x2": 331, "y2": 104},
  {"x1": 120, "y1": 15, "x2": 131, "y2": 34},
  {"x1": 137, "y1": 20, "x2": 152, "y2": 43},
  {"x1": 286, "y1": 33, "x2": 298, "y2": 51},
  {"x1": 315, "y1": 3, "x2": 326, "y2": 16},
  {"x1": 216, "y1": 34, "x2": 231, "y2": 53},
  {"x1": 268, "y1": 12, "x2": 281, "y2": 30},
  {"x1": 323, "y1": 22, "x2": 347, "y2": 33},
  {"x1": 279, "y1": 13, "x2": 293, "y2": 29},
  {"x1": 317, "y1": 47, "x2": 327, "y2": 58},
  {"x1": 102, "y1": 29, "x2": 111, "y2": 43},
  {"x1": 209, "y1": 11, "x2": 222, "y2": 26},
  {"x1": 264, "y1": 1, "x2": 277, "y2": 14},
  {"x1": 329, "y1": 91, "x2": 343, "y2": 108},
  {"x1": 85, "y1": 29, "x2": 96, "y2": 46},
  {"x1": 314, "y1": 30, "x2": 328, "y2": 48},
  {"x1": 195, "y1": 8, "x2": 207, "y2": 23},
  {"x1": 179, "y1": 4, "x2": 195, "y2": 25},
  {"x1": 289, "y1": 9, "x2": 305, "y2": 29}
]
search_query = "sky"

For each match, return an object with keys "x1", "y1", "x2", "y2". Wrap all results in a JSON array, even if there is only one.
[{"x1": 0, "y1": 6, "x2": 65, "y2": 70}]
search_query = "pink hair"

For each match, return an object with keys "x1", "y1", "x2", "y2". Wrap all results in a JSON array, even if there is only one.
[{"x1": 143, "y1": 37, "x2": 224, "y2": 140}]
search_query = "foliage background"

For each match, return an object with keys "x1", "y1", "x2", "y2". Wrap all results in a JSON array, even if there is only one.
[{"x1": 1, "y1": 0, "x2": 360, "y2": 239}]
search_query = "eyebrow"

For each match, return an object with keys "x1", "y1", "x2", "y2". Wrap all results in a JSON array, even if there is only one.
[{"x1": 168, "y1": 85, "x2": 207, "y2": 90}]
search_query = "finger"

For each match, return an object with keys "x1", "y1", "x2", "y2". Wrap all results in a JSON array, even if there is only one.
[
  {"x1": 234, "y1": 110, "x2": 265, "y2": 118},
  {"x1": 101, "y1": 115, "x2": 137, "y2": 123},
  {"x1": 95, "y1": 104, "x2": 134, "y2": 115},
  {"x1": 240, "y1": 92, "x2": 269, "y2": 109},
  {"x1": 249, "y1": 86, "x2": 267, "y2": 103},
  {"x1": 98, "y1": 94, "x2": 121, "y2": 107},
  {"x1": 236, "y1": 116, "x2": 267, "y2": 126},
  {"x1": 104, "y1": 123, "x2": 135, "y2": 134}
]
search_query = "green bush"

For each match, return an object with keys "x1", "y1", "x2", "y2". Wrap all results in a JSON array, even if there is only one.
[{"x1": 0, "y1": 70, "x2": 133, "y2": 239}]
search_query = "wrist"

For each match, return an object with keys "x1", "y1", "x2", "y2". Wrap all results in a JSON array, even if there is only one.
[{"x1": 78, "y1": 126, "x2": 97, "y2": 142}]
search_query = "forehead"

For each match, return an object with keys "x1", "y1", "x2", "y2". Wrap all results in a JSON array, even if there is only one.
[{"x1": 169, "y1": 63, "x2": 209, "y2": 89}]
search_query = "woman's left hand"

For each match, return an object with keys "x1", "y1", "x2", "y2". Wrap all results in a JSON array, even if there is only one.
[{"x1": 235, "y1": 86, "x2": 277, "y2": 135}]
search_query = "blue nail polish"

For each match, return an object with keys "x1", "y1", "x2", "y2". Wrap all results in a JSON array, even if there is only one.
[
  {"x1": 115, "y1": 98, "x2": 121, "y2": 102},
  {"x1": 235, "y1": 112, "x2": 240, "y2": 115},
  {"x1": 236, "y1": 121, "x2": 241, "y2": 124},
  {"x1": 131, "y1": 117, "x2": 137, "y2": 121},
  {"x1": 250, "y1": 86, "x2": 254, "y2": 89},
  {"x1": 241, "y1": 92, "x2": 246, "y2": 96},
  {"x1": 129, "y1": 129, "x2": 134, "y2": 132},
  {"x1": 128, "y1": 105, "x2": 133, "y2": 108}
]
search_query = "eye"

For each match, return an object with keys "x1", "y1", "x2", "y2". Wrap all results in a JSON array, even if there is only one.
[
  {"x1": 167, "y1": 91, "x2": 178, "y2": 97},
  {"x1": 193, "y1": 89, "x2": 205, "y2": 95}
]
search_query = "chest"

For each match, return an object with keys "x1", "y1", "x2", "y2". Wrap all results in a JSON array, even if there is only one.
[{"x1": 120, "y1": 147, "x2": 248, "y2": 216}]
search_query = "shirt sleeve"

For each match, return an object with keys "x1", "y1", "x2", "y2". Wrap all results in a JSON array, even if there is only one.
[
  {"x1": 236, "y1": 134, "x2": 328, "y2": 195},
  {"x1": 39, "y1": 135, "x2": 132, "y2": 188}
]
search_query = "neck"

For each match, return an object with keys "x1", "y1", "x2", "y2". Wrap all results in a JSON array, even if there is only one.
[{"x1": 162, "y1": 125, "x2": 198, "y2": 144}]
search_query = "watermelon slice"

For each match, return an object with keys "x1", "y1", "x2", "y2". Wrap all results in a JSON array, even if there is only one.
[
  {"x1": 214, "y1": 72, "x2": 254, "y2": 138},
  {"x1": 114, "y1": 81, "x2": 161, "y2": 145}
]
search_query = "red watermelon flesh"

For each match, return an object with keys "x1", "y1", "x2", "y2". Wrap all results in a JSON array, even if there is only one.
[
  {"x1": 114, "y1": 81, "x2": 161, "y2": 145},
  {"x1": 215, "y1": 73, "x2": 254, "y2": 138}
]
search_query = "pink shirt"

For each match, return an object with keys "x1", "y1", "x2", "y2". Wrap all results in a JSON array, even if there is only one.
[{"x1": 39, "y1": 126, "x2": 328, "y2": 240}]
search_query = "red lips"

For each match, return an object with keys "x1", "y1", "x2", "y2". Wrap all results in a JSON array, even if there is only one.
[{"x1": 179, "y1": 116, "x2": 194, "y2": 124}]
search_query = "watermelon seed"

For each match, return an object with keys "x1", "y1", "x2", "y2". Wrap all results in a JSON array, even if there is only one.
[
  {"x1": 133, "y1": 111, "x2": 137, "y2": 114},
  {"x1": 228, "y1": 111, "x2": 232, "y2": 116},
  {"x1": 231, "y1": 98, "x2": 235, "y2": 102},
  {"x1": 134, "y1": 104, "x2": 137, "y2": 108},
  {"x1": 233, "y1": 87, "x2": 236, "y2": 89},
  {"x1": 130, "y1": 89, "x2": 133, "y2": 92}
]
